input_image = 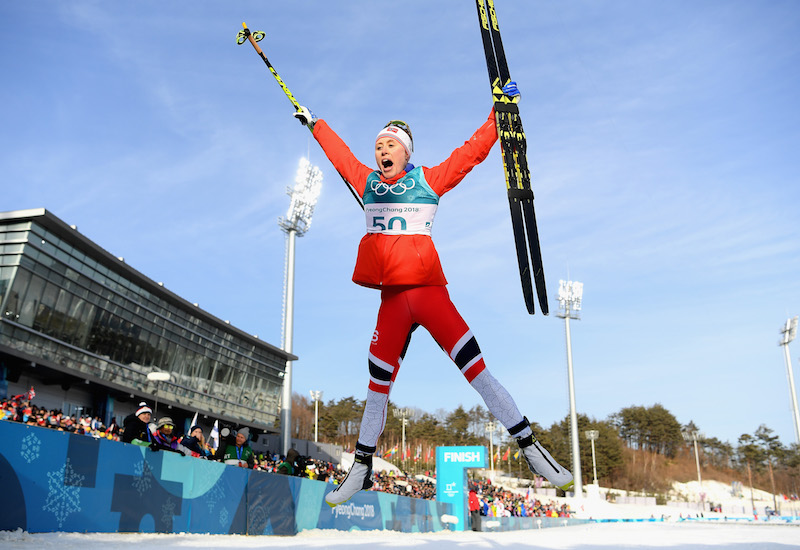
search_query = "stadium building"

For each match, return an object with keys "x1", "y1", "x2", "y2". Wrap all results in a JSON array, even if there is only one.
[{"x1": 0, "y1": 208, "x2": 295, "y2": 437}]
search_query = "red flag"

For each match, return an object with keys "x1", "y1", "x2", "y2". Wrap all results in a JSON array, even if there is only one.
[
  {"x1": 27, "y1": 387, "x2": 35, "y2": 400},
  {"x1": 502, "y1": 447, "x2": 510, "y2": 461}
]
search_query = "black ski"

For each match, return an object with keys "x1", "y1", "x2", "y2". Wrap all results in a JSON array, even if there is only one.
[{"x1": 476, "y1": 0, "x2": 548, "y2": 315}]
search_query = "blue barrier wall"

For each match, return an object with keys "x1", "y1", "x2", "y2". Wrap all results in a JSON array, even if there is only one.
[
  {"x1": 478, "y1": 515, "x2": 592, "y2": 531},
  {"x1": 0, "y1": 421, "x2": 450, "y2": 535}
]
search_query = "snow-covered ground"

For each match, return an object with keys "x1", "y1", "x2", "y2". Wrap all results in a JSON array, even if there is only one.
[
  {"x1": 2, "y1": 478, "x2": 798, "y2": 549},
  {"x1": 478, "y1": 474, "x2": 800, "y2": 521},
  {"x1": 2, "y1": 523, "x2": 799, "y2": 549},
  {"x1": 563, "y1": 479, "x2": 800, "y2": 521}
]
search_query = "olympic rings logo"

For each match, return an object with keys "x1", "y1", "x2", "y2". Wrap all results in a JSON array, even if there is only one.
[{"x1": 370, "y1": 177, "x2": 416, "y2": 196}]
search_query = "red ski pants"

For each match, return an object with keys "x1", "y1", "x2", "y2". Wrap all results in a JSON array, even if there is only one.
[{"x1": 367, "y1": 285, "x2": 486, "y2": 395}]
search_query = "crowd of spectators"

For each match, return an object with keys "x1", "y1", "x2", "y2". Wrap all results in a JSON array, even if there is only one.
[
  {"x1": 1, "y1": 392, "x2": 570, "y2": 518},
  {"x1": 1, "y1": 393, "x2": 121, "y2": 440},
  {"x1": 471, "y1": 479, "x2": 572, "y2": 518}
]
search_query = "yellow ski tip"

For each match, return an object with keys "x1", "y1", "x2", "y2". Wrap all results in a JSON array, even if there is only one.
[{"x1": 242, "y1": 22, "x2": 248, "y2": 29}]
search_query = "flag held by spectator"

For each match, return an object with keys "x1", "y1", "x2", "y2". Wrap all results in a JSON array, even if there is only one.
[
  {"x1": 28, "y1": 387, "x2": 35, "y2": 400},
  {"x1": 209, "y1": 420, "x2": 219, "y2": 450}
]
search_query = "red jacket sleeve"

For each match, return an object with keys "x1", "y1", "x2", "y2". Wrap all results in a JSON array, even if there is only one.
[
  {"x1": 423, "y1": 109, "x2": 498, "y2": 197},
  {"x1": 312, "y1": 120, "x2": 373, "y2": 197}
]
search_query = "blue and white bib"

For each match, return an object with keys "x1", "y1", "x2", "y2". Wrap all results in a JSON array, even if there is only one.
[{"x1": 363, "y1": 166, "x2": 439, "y2": 236}]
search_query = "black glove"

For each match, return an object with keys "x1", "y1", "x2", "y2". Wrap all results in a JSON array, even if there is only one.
[{"x1": 149, "y1": 442, "x2": 160, "y2": 452}]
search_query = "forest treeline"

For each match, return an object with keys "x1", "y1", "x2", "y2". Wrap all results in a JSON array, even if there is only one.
[{"x1": 290, "y1": 394, "x2": 800, "y2": 497}]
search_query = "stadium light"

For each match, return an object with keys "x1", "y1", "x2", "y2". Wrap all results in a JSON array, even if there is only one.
[
  {"x1": 310, "y1": 390, "x2": 323, "y2": 443},
  {"x1": 556, "y1": 280, "x2": 583, "y2": 497},
  {"x1": 485, "y1": 421, "x2": 501, "y2": 480},
  {"x1": 779, "y1": 316, "x2": 800, "y2": 445},
  {"x1": 393, "y1": 408, "x2": 413, "y2": 471},
  {"x1": 146, "y1": 371, "x2": 171, "y2": 417},
  {"x1": 682, "y1": 430, "x2": 703, "y2": 490},
  {"x1": 585, "y1": 430, "x2": 599, "y2": 485},
  {"x1": 279, "y1": 157, "x2": 323, "y2": 456}
]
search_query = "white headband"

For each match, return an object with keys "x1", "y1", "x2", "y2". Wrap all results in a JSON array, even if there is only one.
[{"x1": 375, "y1": 125, "x2": 413, "y2": 160}]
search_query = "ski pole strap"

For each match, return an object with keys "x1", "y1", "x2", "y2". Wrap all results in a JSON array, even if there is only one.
[
  {"x1": 236, "y1": 26, "x2": 265, "y2": 45},
  {"x1": 507, "y1": 188, "x2": 534, "y2": 200}
]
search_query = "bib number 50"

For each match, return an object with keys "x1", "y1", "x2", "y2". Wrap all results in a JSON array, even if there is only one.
[{"x1": 372, "y1": 216, "x2": 407, "y2": 231}]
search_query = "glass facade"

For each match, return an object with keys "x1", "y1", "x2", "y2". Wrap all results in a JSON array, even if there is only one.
[{"x1": 0, "y1": 209, "x2": 292, "y2": 429}]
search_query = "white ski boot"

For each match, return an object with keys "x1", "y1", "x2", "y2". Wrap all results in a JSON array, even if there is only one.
[
  {"x1": 518, "y1": 434, "x2": 574, "y2": 491},
  {"x1": 325, "y1": 453, "x2": 374, "y2": 507}
]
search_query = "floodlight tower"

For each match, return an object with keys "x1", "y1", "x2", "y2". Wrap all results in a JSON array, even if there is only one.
[
  {"x1": 393, "y1": 407, "x2": 413, "y2": 471},
  {"x1": 585, "y1": 430, "x2": 599, "y2": 485},
  {"x1": 310, "y1": 390, "x2": 323, "y2": 443},
  {"x1": 485, "y1": 421, "x2": 501, "y2": 480},
  {"x1": 556, "y1": 279, "x2": 583, "y2": 496},
  {"x1": 279, "y1": 157, "x2": 323, "y2": 456},
  {"x1": 779, "y1": 316, "x2": 800, "y2": 445},
  {"x1": 682, "y1": 429, "x2": 703, "y2": 488},
  {"x1": 146, "y1": 371, "x2": 171, "y2": 417}
]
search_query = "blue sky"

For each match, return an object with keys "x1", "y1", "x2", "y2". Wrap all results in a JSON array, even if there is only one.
[{"x1": 2, "y1": 1, "x2": 799, "y2": 447}]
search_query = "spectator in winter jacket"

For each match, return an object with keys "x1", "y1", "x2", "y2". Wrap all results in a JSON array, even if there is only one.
[
  {"x1": 214, "y1": 427, "x2": 255, "y2": 468},
  {"x1": 469, "y1": 488, "x2": 481, "y2": 531},
  {"x1": 121, "y1": 402, "x2": 153, "y2": 445},
  {"x1": 276, "y1": 448, "x2": 301, "y2": 475},
  {"x1": 181, "y1": 424, "x2": 212, "y2": 457},
  {"x1": 150, "y1": 416, "x2": 191, "y2": 455}
]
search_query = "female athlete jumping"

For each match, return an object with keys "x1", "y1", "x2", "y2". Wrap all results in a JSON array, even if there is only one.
[{"x1": 293, "y1": 83, "x2": 573, "y2": 506}]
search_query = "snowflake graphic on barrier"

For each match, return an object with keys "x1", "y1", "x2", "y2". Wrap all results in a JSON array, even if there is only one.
[
  {"x1": 20, "y1": 432, "x2": 42, "y2": 463},
  {"x1": 42, "y1": 458, "x2": 84, "y2": 527},
  {"x1": 247, "y1": 504, "x2": 267, "y2": 535},
  {"x1": 161, "y1": 497, "x2": 177, "y2": 527},
  {"x1": 205, "y1": 479, "x2": 225, "y2": 513},
  {"x1": 132, "y1": 459, "x2": 152, "y2": 496},
  {"x1": 219, "y1": 506, "x2": 229, "y2": 527}
]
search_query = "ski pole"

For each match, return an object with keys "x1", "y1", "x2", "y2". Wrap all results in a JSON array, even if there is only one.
[
  {"x1": 237, "y1": 23, "x2": 364, "y2": 210},
  {"x1": 238, "y1": 23, "x2": 302, "y2": 112}
]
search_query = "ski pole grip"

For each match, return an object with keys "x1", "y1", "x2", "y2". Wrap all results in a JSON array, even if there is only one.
[{"x1": 241, "y1": 23, "x2": 264, "y2": 55}]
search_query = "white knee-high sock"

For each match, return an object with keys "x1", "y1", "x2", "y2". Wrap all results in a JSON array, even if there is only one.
[
  {"x1": 470, "y1": 369, "x2": 532, "y2": 439},
  {"x1": 357, "y1": 388, "x2": 390, "y2": 449}
]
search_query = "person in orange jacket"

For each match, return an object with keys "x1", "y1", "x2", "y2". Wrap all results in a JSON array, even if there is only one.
[{"x1": 293, "y1": 82, "x2": 573, "y2": 507}]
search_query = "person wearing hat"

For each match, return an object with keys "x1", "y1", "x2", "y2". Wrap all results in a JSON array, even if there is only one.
[
  {"x1": 276, "y1": 448, "x2": 300, "y2": 476},
  {"x1": 150, "y1": 416, "x2": 191, "y2": 455},
  {"x1": 181, "y1": 424, "x2": 212, "y2": 457},
  {"x1": 121, "y1": 401, "x2": 154, "y2": 445},
  {"x1": 292, "y1": 81, "x2": 573, "y2": 508},
  {"x1": 213, "y1": 426, "x2": 255, "y2": 468}
]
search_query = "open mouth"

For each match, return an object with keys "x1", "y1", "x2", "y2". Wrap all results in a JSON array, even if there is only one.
[{"x1": 382, "y1": 159, "x2": 393, "y2": 169}]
